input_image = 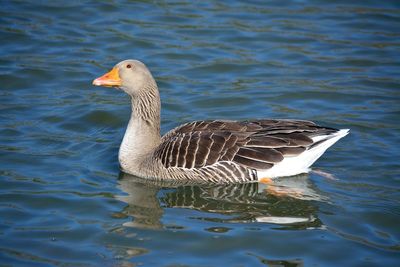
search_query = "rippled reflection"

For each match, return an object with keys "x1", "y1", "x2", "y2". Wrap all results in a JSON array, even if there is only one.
[
  {"x1": 117, "y1": 172, "x2": 326, "y2": 230},
  {"x1": 2, "y1": 0, "x2": 399, "y2": 265}
]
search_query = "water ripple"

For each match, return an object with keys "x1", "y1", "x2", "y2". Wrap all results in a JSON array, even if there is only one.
[{"x1": 0, "y1": 0, "x2": 399, "y2": 266}]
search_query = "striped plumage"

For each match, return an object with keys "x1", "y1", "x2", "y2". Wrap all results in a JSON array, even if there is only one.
[
  {"x1": 93, "y1": 59, "x2": 349, "y2": 184},
  {"x1": 155, "y1": 119, "x2": 335, "y2": 170}
]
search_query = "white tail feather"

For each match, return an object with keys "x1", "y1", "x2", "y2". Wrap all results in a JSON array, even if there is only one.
[{"x1": 257, "y1": 129, "x2": 349, "y2": 179}]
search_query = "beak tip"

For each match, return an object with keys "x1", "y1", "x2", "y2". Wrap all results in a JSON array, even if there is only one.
[
  {"x1": 92, "y1": 79, "x2": 101, "y2": 86},
  {"x1": 93, "y1": 67, "x2": 121, "y2": 87}
]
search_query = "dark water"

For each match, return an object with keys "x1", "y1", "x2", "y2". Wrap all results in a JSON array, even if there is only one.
[{"x1": 1, "y1": 1, "x2": 399, "y2": 266}]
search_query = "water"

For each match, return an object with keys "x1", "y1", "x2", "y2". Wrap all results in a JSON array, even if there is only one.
[{"x1": 1, "y1": 0, "x2": 399, "y2": 266}]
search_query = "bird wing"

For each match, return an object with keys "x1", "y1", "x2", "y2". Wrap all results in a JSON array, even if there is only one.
[{"x1": 154, "y1": 119, "x2": 338, "y2": 170}]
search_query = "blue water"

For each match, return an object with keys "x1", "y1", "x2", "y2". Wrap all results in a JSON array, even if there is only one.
[{"x1": 1, "y1": 1, "x2": 399, "y2": 266}]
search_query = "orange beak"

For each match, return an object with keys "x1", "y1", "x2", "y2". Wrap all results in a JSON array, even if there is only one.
[{"x1": 92, "y1": 67, "x2": 122, "y2": 87}]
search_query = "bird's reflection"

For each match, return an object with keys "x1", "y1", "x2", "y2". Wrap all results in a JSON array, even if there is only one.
[{"x1": 116, "y1": 172, "x2": 326, "y2": 230}]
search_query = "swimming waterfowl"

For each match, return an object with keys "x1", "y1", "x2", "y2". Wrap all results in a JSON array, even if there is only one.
[{"x1": 93, "y1": 59, "x2": 348, "y2": 184}]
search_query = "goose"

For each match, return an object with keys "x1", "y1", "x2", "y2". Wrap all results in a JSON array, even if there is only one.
[{"x1": 92, "y1": 59, "x2": 348, "y2": 184}]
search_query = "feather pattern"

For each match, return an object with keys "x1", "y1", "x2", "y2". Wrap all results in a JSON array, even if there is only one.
[
  {"x1": 153, "y1": 119, "x2": 342, "y2": 183},
  {"x1": 93, "y1": 60, "x2": 349, "y2": 184}
]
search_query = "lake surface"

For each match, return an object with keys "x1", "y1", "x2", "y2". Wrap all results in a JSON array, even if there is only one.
[{"x1": 1, "y1": 0, "x2": 399, "y2": 266}]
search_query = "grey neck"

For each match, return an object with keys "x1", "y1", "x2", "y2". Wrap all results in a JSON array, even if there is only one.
[{"x1": 118, "y1": 83, "x2": 161, "y2": 172}]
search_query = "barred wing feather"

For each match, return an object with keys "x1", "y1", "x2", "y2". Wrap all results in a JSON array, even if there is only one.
[{"x1": 154, "y1": 119, "x2": 338, "y2": 172}]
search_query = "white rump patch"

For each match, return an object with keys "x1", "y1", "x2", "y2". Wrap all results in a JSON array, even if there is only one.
[{"x1": 257, "y1": 129, "x2": 349, "y2": 179}]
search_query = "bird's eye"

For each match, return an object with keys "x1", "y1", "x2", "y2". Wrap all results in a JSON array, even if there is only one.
[{"x1": 126, "y1": 64, "x2": 132, "y2": 69}]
